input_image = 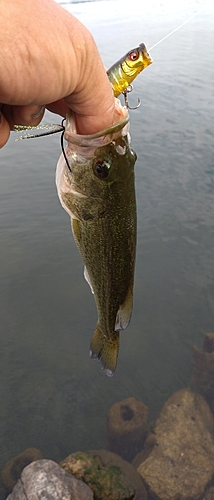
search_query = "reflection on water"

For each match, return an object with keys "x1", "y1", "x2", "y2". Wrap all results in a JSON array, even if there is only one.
[{"x1": 0, "y1": 0, "x2": 214, "y2": 497}]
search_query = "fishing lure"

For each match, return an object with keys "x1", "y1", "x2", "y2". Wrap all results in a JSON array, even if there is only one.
[{"x1": 107, "y1": 42, "x2": 152, "y2": 108}]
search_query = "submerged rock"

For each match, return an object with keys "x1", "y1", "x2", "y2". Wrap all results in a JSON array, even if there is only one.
[
  {"x1": 107, "y1": 397, "x2": 148, "y2": 461},
  {"x1": 203, "y1": 486, "x2": 214, "y2": 500},
  {"x1": 190, "y1": 332, "x2": 214, "y2": 413},
  {"x1": 137, "y1": 389, "x2": 214, "y2": 500},
  {"x1": 6, "y1": 459, "x2": 93, "y2": 500},
  {"x1": 61, "y1": 449, "x2": 147, "y2": 500},
  {"x1": 202, "y1": 486, "x2": 214, "y2": 500},
  {"x1": 2, "y1": 447, "x2": 43, "y2": 490}
]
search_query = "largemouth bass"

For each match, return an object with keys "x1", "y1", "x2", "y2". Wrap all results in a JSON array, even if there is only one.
[
  {"x1": 56, "y1": 99, "x2": 137, "y2": 376},
  {"x1": 107, "y1": 42, "x2": 152, "y2": 97}
]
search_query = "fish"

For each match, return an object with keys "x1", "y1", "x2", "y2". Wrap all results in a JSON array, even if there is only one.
[
  {"x1": 56, "y1": 99, "x2": 137, "y2": 376},
  {"x1": 107, "y1": 42, "x2": 152, "y2": 97}
]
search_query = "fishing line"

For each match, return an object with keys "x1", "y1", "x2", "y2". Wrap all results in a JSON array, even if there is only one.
[
  {"x1": 60, "y1": 119, "x2": 72, "y2": 173},
  {"x1": 149, "y1": 3, "x2": 209, "y2": 51}
]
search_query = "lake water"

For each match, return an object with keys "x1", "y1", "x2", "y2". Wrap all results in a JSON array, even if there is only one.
[{"x1": 0, "y1": 0, "x2": 214, "y2": 495}]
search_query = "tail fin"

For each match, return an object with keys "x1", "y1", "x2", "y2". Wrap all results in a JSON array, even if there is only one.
[{"x1": 89, "y1": 323, "x2": 120, "y2": 377}]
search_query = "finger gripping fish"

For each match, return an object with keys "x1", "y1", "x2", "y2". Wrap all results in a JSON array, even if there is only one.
[{"x1": 56, "y1": 99, "x2": 137, "y2": 376}]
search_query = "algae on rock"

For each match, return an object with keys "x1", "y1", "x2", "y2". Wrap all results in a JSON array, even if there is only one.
[{"x1": 61, "y1": 451, "x2": 135, "y2": 499}]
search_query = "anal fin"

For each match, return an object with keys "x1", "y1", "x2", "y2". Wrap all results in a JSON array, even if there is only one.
[{"x1": 115, "y1": 285, "x2": 133, "y2": 331}]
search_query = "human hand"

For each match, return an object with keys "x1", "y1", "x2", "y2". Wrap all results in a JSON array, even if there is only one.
[{"x1": 0, "y1": 0, "x2": 115, "y2": 148}]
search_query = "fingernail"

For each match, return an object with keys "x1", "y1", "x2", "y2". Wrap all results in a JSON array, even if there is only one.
[{"x1": 32, "y1": 105, "x2": 45, "y2": 119}]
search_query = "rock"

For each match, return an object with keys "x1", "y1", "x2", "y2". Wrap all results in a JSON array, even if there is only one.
[
  {"x1": 132, "y1": 422, "x2": 156, "y2": 469},
  {"x1": 5, "y1": 479, "x2": 24, "y2": 500},
  {"x1": 203, "y1": 486, "x2": 214, "y2": 499},
  {"x1": 107, "y1": 397, "x2": 149, "y2": 461},
  {"x1": 90, "y1": 450, "x2": 148, "y2": 500},
  {"x1": 190, "y1": 332, "x2": 214, "y2": 413},
  {"x1": 6, "y1": 459, "x2": 93, "y2": 500},
  {"x1": 61, "y1": 449, "x2": 147, "y2": 500},
  {"x1": 2, "y1": 447, "x2": 43, "y2": 490},
  {"x1": 137, "y1": 389, "x2": 214, "y2": 500}
]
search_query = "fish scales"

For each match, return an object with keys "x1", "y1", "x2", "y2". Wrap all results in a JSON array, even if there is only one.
[
  {"x1": 56, "y1": 99, "x2": 137, "y2": 376},
  {"x1": 71, "y1": 163, "x2": 136, "y2": 335}
]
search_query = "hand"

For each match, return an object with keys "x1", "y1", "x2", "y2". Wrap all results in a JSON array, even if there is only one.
[{"x1": 0, "y1": 0, "x2": 115, "y2": 147}]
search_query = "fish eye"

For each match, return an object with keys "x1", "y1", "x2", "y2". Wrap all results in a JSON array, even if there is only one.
[
  {"x1": 129, "y1": 51, "x2": 139, "y2": 61},
  {"x1": 93, "y1": 159, "x2": 111, "y2": 179}
]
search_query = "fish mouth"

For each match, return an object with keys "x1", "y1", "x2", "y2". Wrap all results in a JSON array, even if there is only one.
[{"x1": 64, "y1": 98, "x2": 130, "y2": 149}]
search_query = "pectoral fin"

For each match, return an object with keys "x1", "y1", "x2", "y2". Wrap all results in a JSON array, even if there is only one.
[
  {"x1": 90, "y1": 323, "x2": 119, "y2": 377},
  {"x1": 115, "y1": 285, "x2": 133, "y2": 331}
]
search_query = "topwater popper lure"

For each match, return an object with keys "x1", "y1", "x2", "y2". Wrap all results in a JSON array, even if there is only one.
[{"x1": 107, "y1": 42, "x2": 152, "y2": 108}]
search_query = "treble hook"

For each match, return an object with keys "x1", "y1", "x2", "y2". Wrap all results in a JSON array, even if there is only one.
[{"x1": 122, "y1": 84, "x2": 141, "y2": 110}]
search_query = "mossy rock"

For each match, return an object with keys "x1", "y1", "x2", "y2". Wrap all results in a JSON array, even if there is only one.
[{"x1": 60, "y1": 449, "x2": 147, "y2": 499}]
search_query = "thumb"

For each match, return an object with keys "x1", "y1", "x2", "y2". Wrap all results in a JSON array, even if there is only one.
[{"x1": 0, "y1": 112, "x2": 10, "y2": 148}]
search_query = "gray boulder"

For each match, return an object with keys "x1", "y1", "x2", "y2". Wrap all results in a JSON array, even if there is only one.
[
  {"x1": 137, "y1": 389, "x2": 214, "y2": 500},
  {"x1": 6, "y1": 459, "x2": 93, "y2": 500}
]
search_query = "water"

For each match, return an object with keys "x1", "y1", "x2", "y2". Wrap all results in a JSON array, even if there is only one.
[{"x1": 0, "y1": 0, "x2": 214, "y2": 495}]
